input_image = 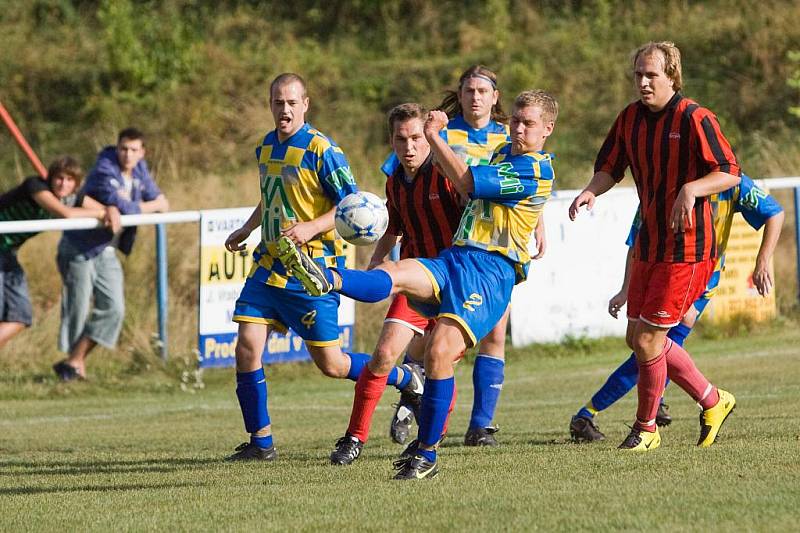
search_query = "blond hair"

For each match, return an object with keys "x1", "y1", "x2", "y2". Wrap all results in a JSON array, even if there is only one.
[
  {"x1": 514, "y1": 90, "x2": 559, "y2": 124},
  {"x1": 633, "y1": 41, "x2": 683, "y2": 91}
]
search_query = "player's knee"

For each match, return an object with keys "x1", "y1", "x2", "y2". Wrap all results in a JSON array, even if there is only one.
[
  {"x1": 316, "y1": 361, "x2": 345, "y2": 378},
  {"x1": 235, "y1": 337, "x2": 261, "y2": 368},
  {"x1": 370, "y1": 345, "x2": 399, "y2": 374}
]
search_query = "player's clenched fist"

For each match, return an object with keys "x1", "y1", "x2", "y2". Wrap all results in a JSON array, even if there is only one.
[
  {"x1": 225, "y1": 227, "x2": 250, "y2": 252},
  {"x1": 424, "y1": 110, "x2": 449, "y2": 138}
]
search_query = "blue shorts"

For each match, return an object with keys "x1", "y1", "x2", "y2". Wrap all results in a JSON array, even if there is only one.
[
  {"x1": 233, "y1": 277, "x2": 341, "y2": 347},
  {"x1": 411, "y1": 247, "x2": 516, "y2": 347}
]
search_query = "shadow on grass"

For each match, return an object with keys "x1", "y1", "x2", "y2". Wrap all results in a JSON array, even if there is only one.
[
  {"x1": 0, "y1": 480, "x2": 209, "y2": 496},
  {"x1": 0, "y1": 457, "x2": 221, "y2": 477}
]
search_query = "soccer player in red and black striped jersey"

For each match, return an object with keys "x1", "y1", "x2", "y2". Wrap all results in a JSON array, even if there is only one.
[
  {"x1": 569, "y1": 41, "x2": 739, "y2": 451},
  {"x1": 329, "y1": 103, "x2": 463, "y2": 465}
]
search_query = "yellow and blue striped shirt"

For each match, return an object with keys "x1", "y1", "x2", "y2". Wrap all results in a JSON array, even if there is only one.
[
  {"x1": 249, "y1": 123, "x2": 358, "y2": 289},
  {"x1": 456, "y1": 143, "x2": 555, "y2": 283}
]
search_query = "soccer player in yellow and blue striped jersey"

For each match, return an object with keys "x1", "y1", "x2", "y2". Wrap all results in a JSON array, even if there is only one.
[
  {"x1": 222, "y1": 73, "x2": 420, "y2": 461},
  {"x1": 569, "y1": 174, "x2": 784, "y2": 442},
  {"x1": 281, "y1": 90, "x2": 558, "y2": 478}
]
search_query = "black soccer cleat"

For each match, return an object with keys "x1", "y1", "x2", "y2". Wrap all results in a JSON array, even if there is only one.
[
  {"x1": 225, "y1": 442, "x2": 278, "y2": 462},
  {"x1": 330, "y1": 434, "x2": 364, "y2": 465},
  {"x1": 656, "y1": 402, "x2": 673, "y2": 427},
  {"x1": 392, "y1": 454, "x2": 439, "y2": 480},
  {"x1": 390, "y1": 402, "x2": 415, "y2": 445},
  {"x1": 464, "y1": 426, "x2": 499, "y2": 447},
  {"x1": 52, "y1": 360, "x2": 80, "y2": 382},
  {"x1": 569, "y1": 415, "x2": 606, "y2": 443},
  {"x1": 390, "y1": 363, "x2": 424, "y2": 444},
  {"x1": 397, "y1": 439, "x2": 420, "y2": 461}
]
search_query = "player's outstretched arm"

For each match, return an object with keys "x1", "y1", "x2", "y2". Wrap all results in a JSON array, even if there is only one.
[
  {"x1": 225, "y1": 202, "x2": 262, "y2": 252},
  {"x1": 282, "y1": 207, "x2": 335, "y2": 245},
  {"x1": 753, "y1": 209, "x2": 785, "y2": 296},
  {"x1": 670, "y1": 171, "x2": 741, "y2": 232},
  {"x1": 609, "y1": 246, "x2": 634, "y2": 318},
  {"x1": 568, "y1": 171, "x2": 616, "y2": 221},
  {"x1": 424, "y1": 110, "x2": 473, "y2": 196}
]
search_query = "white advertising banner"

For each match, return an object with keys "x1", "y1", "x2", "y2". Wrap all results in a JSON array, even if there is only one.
[
  {"x1": 198, "y1": 207, "x2": 355, "y2": 368},
  {"x1": 511, "y1": 188, "x2": 640, "y2": 345}
]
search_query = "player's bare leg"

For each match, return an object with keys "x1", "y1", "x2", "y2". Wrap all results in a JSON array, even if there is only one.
[{"x1": 227, "y1": 322, "x2": 276, "y2": 461}]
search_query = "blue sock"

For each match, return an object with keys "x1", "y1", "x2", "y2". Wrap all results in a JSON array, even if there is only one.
[
  {"x1": 236, "y1": 369, "x2": 271, "y2": 445},
  {"x1": 418, "y1": 448, "x2": 437, "y2": 462},
  {"x1": 334, "y1": 268, "x2": 393, "y2": 303},
  {"x1": 469, "y1": 354, "x2": 504, "y2": 429},
  {"x1": 667, "y1": 323, "x2": 692, "y2": 346},
  {"x1": 389, "y1": 366, "x2": 412, "y2": 391},
  {"x1": 587, "y1": 354, "x2": 639, "y2": 413},
  {"x1": 418, "y1": 376, "x2": 454, "y2": 449},
  {"x1": 345, "y1": 352, "x2": 371, "y2": 381}
]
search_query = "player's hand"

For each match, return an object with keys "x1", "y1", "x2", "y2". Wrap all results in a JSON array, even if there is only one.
[
  {"x1": 752, "y1": 261, "x2": 773, "y2": 296},
  {"x1": 670, "y1": 185, "x2": 695, "y2": 233},
  {"x1": 608, "y1": 290, "x2": 627, "y2": 319},
  {"x1": 104, "y1": 205, "x2": 122, "y2": 234},
  {"x1": 281, "y1": 221, "x2": 318, "y2": 245},
  {"x1": 533, "y1": 219, "x2": 547, "y2": 260},
  {"x1": 424, "y1": 110, "x2": 449, "y2": 138},
  {"x1": 225, "y1": 227, "x2": 250, "y2": 252},
  {"x1": 568, "y1": 190, "x2": 595, "y2": 220}
]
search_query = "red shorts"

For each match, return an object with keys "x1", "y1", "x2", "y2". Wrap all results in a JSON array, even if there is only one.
[
  {"x1": 385, "y1": 294, "x2": 436, "y2": 334},
  {"x1": 627, "y1": 259, "x2": 714, "y2": 327}
]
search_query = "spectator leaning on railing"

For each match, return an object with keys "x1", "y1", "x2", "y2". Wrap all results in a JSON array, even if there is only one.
[
  {"x1": 0, "y1": 156, "x2": 117, "y2": 350},
  {"x1": 53, "y1": 128, "x2": 169, "y2": 381}
]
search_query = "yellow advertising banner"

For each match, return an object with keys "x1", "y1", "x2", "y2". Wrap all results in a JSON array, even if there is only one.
[{"x1": 706, "y1": 213, "x2": 776, "y2": 323}]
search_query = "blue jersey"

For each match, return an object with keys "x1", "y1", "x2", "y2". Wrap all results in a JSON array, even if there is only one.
[
  {"x1": 456, "y1": 143, "x2": 555, "y2": 283},
  {"x1": 249, "y1": 123, "x2": 358, "y2": 290}
]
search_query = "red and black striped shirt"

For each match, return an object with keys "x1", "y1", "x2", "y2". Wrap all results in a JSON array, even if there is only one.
[
  {"x1": 385, "y1": 155, "x2": 464, "y2": 259},
  {"x1": 595, "y1": 93, "x2": 741, "y2": 263}
]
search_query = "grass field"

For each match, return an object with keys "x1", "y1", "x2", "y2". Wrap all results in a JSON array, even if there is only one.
[{"x1": 1, "y1": 326, "x2": 799, "y2": 531}]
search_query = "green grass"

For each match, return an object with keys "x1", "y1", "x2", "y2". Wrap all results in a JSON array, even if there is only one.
[{"x1": 1, "y1": 327, "x2": 799, "y2": 531}]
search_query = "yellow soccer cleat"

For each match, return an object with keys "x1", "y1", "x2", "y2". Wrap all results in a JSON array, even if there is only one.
[
  {"x1": 618, "y1": 425, "x2": 661, "y2": 451},
  {"x1": 276, "y1": 236, "x2": 332, "y2": 296},
  {"x1": 697, "y1": 388, "x2": 736, "y2": 447}
]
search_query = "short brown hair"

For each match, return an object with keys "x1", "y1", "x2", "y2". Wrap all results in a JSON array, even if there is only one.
[
  {"x1": 270, "y1": 72, "x2": 307, "y2": 100},
  {"x1": 118, "y1": 127, "x2": 145, "y2": 145},
  {"x1": 514, "y1": 90, "x2": 559, "y2": 124},
  {"x1": 387, "y1": 103, "x2": 427, "y2": 136},
  {"x1": 633, "y1": 41, "x2": 683, "y2": 91},
  {"x1": 46, "y1": 156, "x2": 83, "y2": 186}
]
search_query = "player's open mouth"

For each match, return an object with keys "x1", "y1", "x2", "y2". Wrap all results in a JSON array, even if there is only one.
[{"x1": 279, "y1": 116, "x2": 291, "y2": 126}]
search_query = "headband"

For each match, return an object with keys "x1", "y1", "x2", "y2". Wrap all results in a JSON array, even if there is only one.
[{"x1": 462, "y1": 73, "x2": 497, "y2": 89}]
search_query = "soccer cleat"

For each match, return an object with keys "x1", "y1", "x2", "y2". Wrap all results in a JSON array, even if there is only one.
[
  {"x1": 697, "y1": 389, "x2": 736, "y2": 447},
  {"x1": 52, "y1": 360, "x2": 80, "y2": 382},
  {"x1": 389, "y1": 402, "x2": 414, "y2": 445},
  {"x1": 569, "y1": 415, "x2": 606, "y2": 443},
  {"x1": 656, "y1": 402, "x2": 673, "y2": 427},
  {"x1": 390, "y1": 363, "x2": 424, "y2": 444},
  {"x1": 330, "y1": 434, "x2": 363, "y2": 465},
  {"x1": 276, "y1": 236, "x2": 332, "y2": 296},
  {"x1": 618, "y1": 426, "x2": 661, "y2": 451},
  {"x1": 464, "y1": 426, "x2": 499, "y2": 447},
  {"x1": 225, "y1": 442, "x2": 278, "y2": 462},
  {"x1": 397, "y1": 439, "x2": 419, "y2": 461},
  {"x1": 392, "y1": 454, "x2": 439, "y2": 480}
]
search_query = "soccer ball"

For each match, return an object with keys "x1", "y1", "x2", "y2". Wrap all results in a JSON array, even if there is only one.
[{"x1": 335, "y1": 191, "x2": 389, "y2": 245}]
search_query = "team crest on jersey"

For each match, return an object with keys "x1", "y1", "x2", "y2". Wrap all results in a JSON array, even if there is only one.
[
  {"x1": 301, "y1": 310, "x2": 317, "y2": 329},
  {"x1": 742, "y1": 185, "x2": 767, "y2": 209},
  {"x1": 669, "y1": 132, "x2": 681, "y2": 140},
  {"x1": 463, "y1": 293, "x2": 483, "y2": 312}
]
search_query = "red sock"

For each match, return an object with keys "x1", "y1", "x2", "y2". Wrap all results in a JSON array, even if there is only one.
[
  {"x1": 665, "y1": 339, "x2": 719, "y2": 409},
  {"x1": 347, "y1": 367, "x2": 388, "y2": 442},
  {"x1": 635, "y1": 347, "x2": 667, "y2": 432},
  {"x1": 440, "y1": 382, "x2": 458, "y2": 437}
]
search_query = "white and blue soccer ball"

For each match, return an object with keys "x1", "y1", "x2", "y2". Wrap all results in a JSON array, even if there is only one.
[{"x1": 335, "y1": 191, "x2": 389, "y2": 245}]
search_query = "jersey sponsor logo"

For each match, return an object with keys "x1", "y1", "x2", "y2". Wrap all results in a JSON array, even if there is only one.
[
  {"x1": 463, "y1": 293, "x2": 483, "y2": 312},
  {"x1": 326, "y1": 166, "x2": 356, "y2": 190},
  {"x1": 260, "y1": 174, "x2": 297, "y2": 242},
  {"x1": 498, "y1": 162, "x2": 524, "y2": 195},
  {"x1": 669, "y1": 132, "x2": 681, "y2": 140},
  {"x1": 301, "y1": 310, "x2": 317, "y2": 329},
  {"x1": 428, "y1": 192, "x2": 439, "y2": 200},
  {"x1": 741, "y1": 185, "x2": 767, "y2": 210}
]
